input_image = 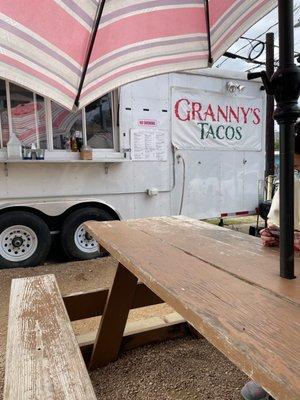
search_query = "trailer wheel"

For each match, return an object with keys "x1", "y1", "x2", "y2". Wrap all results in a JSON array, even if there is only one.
[
  {"x1": 0, "y1": 211, "x2": 51, "y2": 268},
  {"x1": 60, "y1": 207, "x2": 114, "y2": 260}
]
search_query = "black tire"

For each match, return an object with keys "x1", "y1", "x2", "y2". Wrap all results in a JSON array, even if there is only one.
[
  {"x1": 60, "y1": 207, "x2": 114, "y2": 260},
  {"x1": 0, "y1": 211, "x2": 51, "y2": 269}
]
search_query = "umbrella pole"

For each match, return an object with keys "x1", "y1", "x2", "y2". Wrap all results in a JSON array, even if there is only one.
[
  {"x1": 279, "y1": 121, "x2": 295, "y2": 278},
  {"x1": 248, "y1": 0, "x2": 300, "y2": 279},
  {"x1": 249, "y1": 0, "x2": 300, "y2": 278},
  {"x1": 274, "y1": 0, "x2": 300, "y2": 278}
]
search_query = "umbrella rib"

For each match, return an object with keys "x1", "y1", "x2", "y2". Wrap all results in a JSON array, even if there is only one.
[
  {"x1": 204, "y1": 0, "x2": 213, "y2": 66},
  {"x1": 74, "y1": 0, "x2": 107, "y2": 108}
]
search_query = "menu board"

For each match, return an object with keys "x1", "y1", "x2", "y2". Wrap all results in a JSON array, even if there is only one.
[{"x1": 130, "y1": 129, "x2": 167, "y2": 161}]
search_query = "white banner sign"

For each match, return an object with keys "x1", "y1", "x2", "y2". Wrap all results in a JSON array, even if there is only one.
[
  {"x1": 172, "y1": 87, "x2": 263, "y2": 151},
  {"x1": 130, "y1": 129, "x2": 167, "y2": 161}
]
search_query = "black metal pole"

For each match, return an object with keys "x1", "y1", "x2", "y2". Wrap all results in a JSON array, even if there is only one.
[
  {"x1": 273, "y1": 0, "x2": 300, "y2": 278},
  {"x1": 279, "y1": 120, "x2": 295, "y2": 278},
  {"x1": 248, "y1": 1, "x2": 300, "y2": 278},
  {"x1": 265, "y1": 33, "x2": 275, "y2": 177}
]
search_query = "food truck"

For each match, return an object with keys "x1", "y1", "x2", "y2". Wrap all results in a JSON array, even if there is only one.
[{"x1": 0, "y1": 69, "x2": 266, "y2": 268}]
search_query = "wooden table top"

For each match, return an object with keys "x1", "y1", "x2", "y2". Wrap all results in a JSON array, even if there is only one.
[{"x1": 86, "y1": 216, "x2": 300, "y2": 400}]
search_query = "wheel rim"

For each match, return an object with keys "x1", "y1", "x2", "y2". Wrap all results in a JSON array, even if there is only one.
[
  {"x1": 0, "y1": 225, "x2": 38, "y2": 262},
  {"x1": 74, "y1": 223, "x2": 99, "y2": 254}
]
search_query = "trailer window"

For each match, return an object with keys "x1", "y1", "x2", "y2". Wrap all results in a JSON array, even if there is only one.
[
  {"x1": 50, "y1": 93, "x2": 115, "y2": 151},
  {"x1": 51, "y1": 102, "x2": 82, "y2": 150},
  {"x1": 85, "y1": 93, "x2": 114, "y2": 149},
  {"x1": 0, "y1": 80, "x2": 8, "y2": 148},
  {"x1": 10, "y1": 83, "x2": 47, "y2": 149},
  {"x1": 0, "y1": 78, "x2": 120, "y2": 159}
]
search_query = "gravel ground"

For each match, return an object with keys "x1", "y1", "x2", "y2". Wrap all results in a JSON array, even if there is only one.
[
  {"x1": 91, "y1": 337, "x2": 247, "y2": 400},
  {"x1": 0, "y1": 256, "x2": 247, "y2": 399}
]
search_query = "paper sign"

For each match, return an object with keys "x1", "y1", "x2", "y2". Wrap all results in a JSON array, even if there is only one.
[
  {"x1": 130, "y1": 129, "x2": 167, "y2": 161},
  {"x1": 138, "y1": 119, "x2": 157, "y2": 127}
]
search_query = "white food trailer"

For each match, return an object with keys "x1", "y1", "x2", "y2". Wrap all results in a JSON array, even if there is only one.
[{"x1": 0, "y1": 69, "x2": 266, "y2": 268}]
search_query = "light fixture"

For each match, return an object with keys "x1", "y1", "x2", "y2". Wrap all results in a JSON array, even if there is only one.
[
  {"x1": 226, "y1": 82, "x2": 245, "y2": 93},
  {"x1": 227, "y1": 81, "x2": 237, "y2": 92},
  {"x1": 294, "y1": 19, "x2": 300, "y2": 28}
]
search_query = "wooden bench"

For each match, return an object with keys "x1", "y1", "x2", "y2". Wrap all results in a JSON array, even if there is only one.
[
  {"x1": 4, "y1": 273, "x2": 186, "y2": 398},
  {"x1": 4, "y1": 274, "x2": 97, "y2": 400},
  {"x1": 84, "y1": 216, "x2": 300, "y2": 400}
]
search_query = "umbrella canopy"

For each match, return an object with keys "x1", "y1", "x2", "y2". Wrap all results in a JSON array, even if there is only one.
[{"x1": 0, "y1": 0, "x2": 276, "y2": 110}]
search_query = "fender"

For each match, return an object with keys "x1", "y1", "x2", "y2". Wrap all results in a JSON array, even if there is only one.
[{"x1": 0, "y1": 198, "x2": 122, "y2": 219}]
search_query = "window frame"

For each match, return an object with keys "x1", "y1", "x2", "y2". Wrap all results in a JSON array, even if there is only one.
[
  {"x1": 0, "y1": 80, "x2": 13, "y2": 157},
  {"x1": 84, "y1": 91, "x2": 118, "y2": 153},
  {"x1": 0, "y1": 79, "x2": 6, "y2": 149},
  {"x1": 0, "y1": 109, "x2": 3, "y2": 149}
]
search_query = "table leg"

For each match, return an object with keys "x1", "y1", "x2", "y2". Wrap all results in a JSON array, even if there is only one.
[{"x1": 88, "y1": 262, "x2": 138, "y2": 370}]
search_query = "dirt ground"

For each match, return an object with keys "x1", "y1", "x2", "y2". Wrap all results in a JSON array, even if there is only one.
[
  {"x1": 90, "y1": 336, "x2": 246, "y2": 400},
  {"x1": 0, "y1": 254, "x2": 248, "y2": 399}
]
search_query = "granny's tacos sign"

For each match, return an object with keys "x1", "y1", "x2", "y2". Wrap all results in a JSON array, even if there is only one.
[{"x1": 172, "y1": 87, "x2": 263, "y2": 151}]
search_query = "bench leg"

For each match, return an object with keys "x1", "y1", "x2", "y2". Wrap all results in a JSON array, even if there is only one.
[{"x1": 88, "y1": 263, "x2": 138, "y2": 370}]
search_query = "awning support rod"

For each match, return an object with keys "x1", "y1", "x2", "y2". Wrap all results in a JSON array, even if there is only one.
[
  {"x1": 204, "y1": 0, "x2": 213, "y2": 65},
  {"x1": 74, "y1": 0, "x2": 106, "y2": 108}
]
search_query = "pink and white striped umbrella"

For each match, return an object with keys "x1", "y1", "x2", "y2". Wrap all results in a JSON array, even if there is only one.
[{"x1": 0, "y1": 0, "x2": 276, "y2": 110}]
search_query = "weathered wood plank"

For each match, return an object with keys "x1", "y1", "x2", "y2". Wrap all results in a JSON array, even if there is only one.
[
  {"x1": 78, "y1": 313, "x2": 188, "y2": 362},
  {"x1": 4, "y1": 274, "x2": 97, "y2": 400},
  {"x1": 89, "y1": 263, "x2": 138, "y2": 370},
  {"x1": 63, "y1": 283, "x2": 163, "y2": 321},
  {"x1": 126, "y1": 216, "x2": 300, "y2": 305},
  {"x1": 64, "y1": 287, "x2": 109, "y2": 321},
  {"x1": 85, "y1": 219, "x2": 300, "y2": 400}
]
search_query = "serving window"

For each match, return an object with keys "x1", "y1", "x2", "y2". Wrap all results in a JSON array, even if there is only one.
[
  {"x1": 51, "y1": 102, "x2": 82, "y2": 150},
  {"x1": 86, "y1": 93, "x2": 114, "y2": 149},
  {"x1": 0, "y1": 79, "x2": 120, "y2": 160},
  {"x1": 10, "y1": 83, "x2": 47, "y2": 149}
]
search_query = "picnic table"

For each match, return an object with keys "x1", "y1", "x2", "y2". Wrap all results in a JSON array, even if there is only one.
[{"x1": 84, "y1": 216, "x2": 300, "y2": 400}]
